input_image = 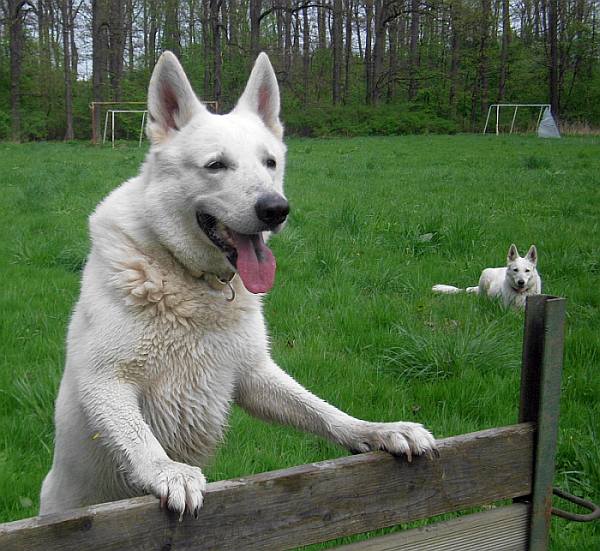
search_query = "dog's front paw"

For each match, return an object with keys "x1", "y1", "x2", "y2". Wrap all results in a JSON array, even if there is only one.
[
  {"x1": 139, "y1": 460, "x2": 206, "y2": 520},
  {"x1": 348, "y1": 421, "x2": 436, "y2": 461}
]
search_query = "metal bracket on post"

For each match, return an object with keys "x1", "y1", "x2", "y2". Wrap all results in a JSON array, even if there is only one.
[{"x1": 518, "y1": 295, "x2": 566, "y2": 551}]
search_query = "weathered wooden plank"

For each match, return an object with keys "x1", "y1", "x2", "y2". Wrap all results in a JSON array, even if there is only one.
[
  {"x1": 334, "y1": 503, "x2": 530, "y2": 550},
  {"x1": 0, "y1": 424, "x2": 534, "y2": 551}
]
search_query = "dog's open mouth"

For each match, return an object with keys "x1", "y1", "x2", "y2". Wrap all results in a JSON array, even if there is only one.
[{"x1": 196, "y1": 212, "x2": 276, "y2": 294}]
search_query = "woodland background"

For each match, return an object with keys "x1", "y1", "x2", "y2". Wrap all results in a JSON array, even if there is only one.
[{"x1": 2, "y1": 0, "x2": 600, "y2": 141}]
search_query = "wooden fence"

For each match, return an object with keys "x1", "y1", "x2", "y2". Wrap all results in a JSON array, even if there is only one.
[{"x1": 0, "y1": 295, "x2": 566, "y2": 550}]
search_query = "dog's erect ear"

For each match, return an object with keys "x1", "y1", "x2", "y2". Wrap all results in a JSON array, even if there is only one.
[
  {"x1": 147, "y1": 51, "x2": 204, "y2": 144},
  {"x1": 234, "y1": 53, "x2": 283, "y2": 139},
  {"x1": 526, "y1": 245, "x2": 538, "y2": 265},
  {"x1": 507, "y1": 243, "x2": 519, "y2": 262}
]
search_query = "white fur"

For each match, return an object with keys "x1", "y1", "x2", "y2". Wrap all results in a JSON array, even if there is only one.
[
  {"x1": 40, "y1": 52, "x2": 435, "y2": 518},
  {"x1": 432, "y1": 244, "x2": 542, "y2": 309}
]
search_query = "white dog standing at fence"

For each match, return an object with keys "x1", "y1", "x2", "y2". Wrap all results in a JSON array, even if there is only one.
[
  {"x1": 432, "y1": 244, "x2": 542, "y2": 309},
  {"x1": 39, "y1": 52, "x2": 436, "y2": 518}
]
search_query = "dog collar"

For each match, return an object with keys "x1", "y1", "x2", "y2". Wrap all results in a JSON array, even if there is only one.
[{"x1": 201, "y1": 271, "x2": 237, "y2": 302}]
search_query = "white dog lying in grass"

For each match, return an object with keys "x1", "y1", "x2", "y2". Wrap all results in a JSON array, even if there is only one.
[
  {"x1": 39, "y1": 52, "x2": 436, "y2": 519},
  {"x1": 432, "y1": 244, "x2": 542, "y2": 309}
]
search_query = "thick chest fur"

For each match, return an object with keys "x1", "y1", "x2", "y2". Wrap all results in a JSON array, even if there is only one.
[
  {"x1": 93, "y1": 252, "x2": 267, "y2": 467},
  {"x1": 128, "y1": 321, "x2": 255, "y2": 466}
]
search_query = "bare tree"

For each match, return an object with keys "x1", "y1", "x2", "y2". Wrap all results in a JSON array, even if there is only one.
[
  {"x1": 472, "y1": 0, "x2": 491, "y2": 123},
  {"x1": 163, "y1": 0, "x2": 180, "y2": 58},
  {"x1": 407, "y1": 0, "x2": 420, "y2": 101},
  {"x1": 108, "y1": 0, "x2": 126, "y2": 101},
  {"x1": 302, "y1": 4, "x2": 310, "y2": 105},
  {"x1": 317, "y1": 3, "x2": 327, "y2": 49},
  {"x1": 364, "y1": 0, "x2": 373, "y2": 103},
  {"x1": 61, "y1": 0, "x2": 74, "y2": 139},
  {"x1": 249, "y1": 0, "x2": 261, "y2": 59},
  {"x1": 283, "y1": 0, "x2": 293, "y2": 81},
  {"x1": 332, "y1": 0, "x2": 343, "y2": 103},
  {"x1": 448, "y1": 0, "x2": 461, "y2": 116},
  {"x1": 8, "y1": 0, "x2": 25, "y2": 141},
  {"x1": 498, "y1": 0, "x2": 510, "y2": 101},
  {"x1": 548, "y1": 0, "x2": 559, "y2": 116},
  {"x1": 387, "y1": 15, "x2": 398, "y2": 101},
  {"x1": 210, "y1": 0, "x2": 222, "y2": 104},
  {"x1": 343, "y1": 0, "x2": 352, "y2": 102}
]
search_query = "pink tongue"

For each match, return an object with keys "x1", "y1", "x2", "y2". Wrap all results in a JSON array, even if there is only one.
[{"x1": 230, "y1": 231, "x2": 276, "y2": 294}]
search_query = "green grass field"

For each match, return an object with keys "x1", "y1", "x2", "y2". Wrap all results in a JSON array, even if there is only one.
[{"x1": 0, "y1": 136, "x2": 598, "y2": 549}]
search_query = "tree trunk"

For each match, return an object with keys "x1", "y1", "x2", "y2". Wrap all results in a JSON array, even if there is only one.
[
  {"x1": 332, "y1": 0, "x2": 343, "y2": 103},
  {"x1": 210, "y1": 0, "x2": 222, "y2": 105},
  {"x1": 202, "y1": 0, "x2": 211, "y2": 98},
  {"x1": 293, "y1": 11, "x2": 300, "y2": 56},
  {"x1": 284, "y1": 0, "x2": 293, "y2": 82},
  {"x1": 143, "y1": 0, "x2": 149, "y2": 69},
  {"x1": 69, "y1": 0, "x2": 79, "y2": 76},
  {"x1": 498, "y1": 0, "x2": 510, "y2": 101},
  {"x1": 127, "y1": 0, "x2": 134, "y2": 71},
  {"x1": 148, "y1": 0, "x2": 158, "y2": 69},
  {"x1": 164, "y1": 0, "x2": 181, "y2": 58},
  {"x1": 371, "y1": 0, "x2": 386, "y2": 104},
  {"x1": 387, "y1": 17, "x2": 398, "y2": 102},
  {"x1": 302, "y1": 5, "x2": 310, "y2": 105},
  {"x1": 354, "y1": 0, "x2": 362, "y2": 59},
  {"x1": 8, "y1": 0, "x2": 24, "y2": 141},
  {"x1": 343, "y1": 0, "x2": 353, "y2": 103},
  {"x1": 408, "y1": 0, "x2": 420, "y2": 101},
  {"x1": 38, "y1": 0, "x2": 54, "y2": 137},
  {"x1": 108, "y1": 0, "x2": 126, "y2": 101},
  {"x1": 227, "y1": 0, "x2": 237, "y2": 47},
  {"x1": 92, "y1": 0, "x2": 109, "y2": 143},
  {"x1": 364, "y1": 0, "x2": 373, "y2": 103},
  {"x1": 61, "y1": 0, "x2": 74, "y2": 140},
  {"x1": 318, "y1": 4, "x2": 327, "y2": 49},
  {"x1": 548, "y1": 0, "x2": 559, "y2": 116},
  {"x1": 249, "y1": 0, "x2": 261, "y2": 60},
  {"x1": 448, "y1": 1, "x2": 461, "y2": 116},
  {"x1": 473, "y1": 0, "x2": 491, "y2": 123}
]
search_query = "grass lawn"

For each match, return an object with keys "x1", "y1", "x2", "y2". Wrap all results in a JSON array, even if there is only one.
[{"x1": 0, "y1": 135, "x2": 598, "y2": 549}]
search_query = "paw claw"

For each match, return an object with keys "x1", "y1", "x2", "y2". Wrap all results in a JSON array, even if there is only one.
[
  {"x1": 350, "y1": 421, "x2": 435, "y2": 460},
  {"x1": 142, "y1": 460, "x2": 206, "y2": 519}
]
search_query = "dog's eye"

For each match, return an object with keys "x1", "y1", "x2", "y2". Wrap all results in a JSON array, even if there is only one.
[
  {"x1": 265, "y1": 158, "x2": 277, "y2": 169},
  {"x1": 513, "y1": 268, "x2": 518, "y2": 272},
  {"x1": 525, "y1": 269, "x2": 530, "y2": 273},
  {"x1": 205, "y1": 160, "x2": 227, "y2": 171}
]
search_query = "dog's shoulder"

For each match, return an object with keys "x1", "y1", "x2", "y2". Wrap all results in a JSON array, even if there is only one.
[{"x1": 478, "y1": 266, "x2": 506, "y2": 295}]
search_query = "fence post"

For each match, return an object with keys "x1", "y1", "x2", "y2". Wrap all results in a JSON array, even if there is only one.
[{"x1": 518, "y1": 295, "x2": 566, "y2": 551}]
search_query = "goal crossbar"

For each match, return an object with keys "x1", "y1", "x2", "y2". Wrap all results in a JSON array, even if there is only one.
[
  {"x1": 483, "y1": 104, "x2": 551, "y2": 135},
  {"x1": 90, "y1": 101, "x2": 220, "y2": 144}
]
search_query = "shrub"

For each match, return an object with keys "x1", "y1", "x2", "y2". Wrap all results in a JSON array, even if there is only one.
[{"x1": 283, "y1": 104, "x2": 458, "y2": 137}]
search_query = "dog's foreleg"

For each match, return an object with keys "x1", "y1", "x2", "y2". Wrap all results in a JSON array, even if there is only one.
[
  {"x1": 81, "y1": 376, "x2": 205, "y2": 519},
  {"x1": 236, "y1": 360, "x2": 436, "y2": 459}
]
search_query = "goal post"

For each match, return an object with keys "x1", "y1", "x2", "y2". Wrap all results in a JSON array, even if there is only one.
[
  {"x1": 90, "y1": 101, "x2": 220, "y2": 145},
  {"x1": 482, "y1": 104, "x2": 551, "y2": 135}
]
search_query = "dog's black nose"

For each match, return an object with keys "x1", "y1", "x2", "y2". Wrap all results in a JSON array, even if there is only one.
[
  {"x1": 517, "y1": 279, "x2": 525, "y2": 286},
  {"x1": 255, "y1": 193, "x2": 290, "y2": 228}
]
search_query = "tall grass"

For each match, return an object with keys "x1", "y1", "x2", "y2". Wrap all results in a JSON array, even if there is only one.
[{"x1": 0, "y1": 136, "x2": 598, "y2": 549}]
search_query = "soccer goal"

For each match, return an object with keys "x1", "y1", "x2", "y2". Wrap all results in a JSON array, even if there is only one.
[
  {"x1": 482, "y1": 103, "x2": 558, "y2": 136},
  {"x1": 90, "y1": 101, "x2": 219, "y2": 146}
]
